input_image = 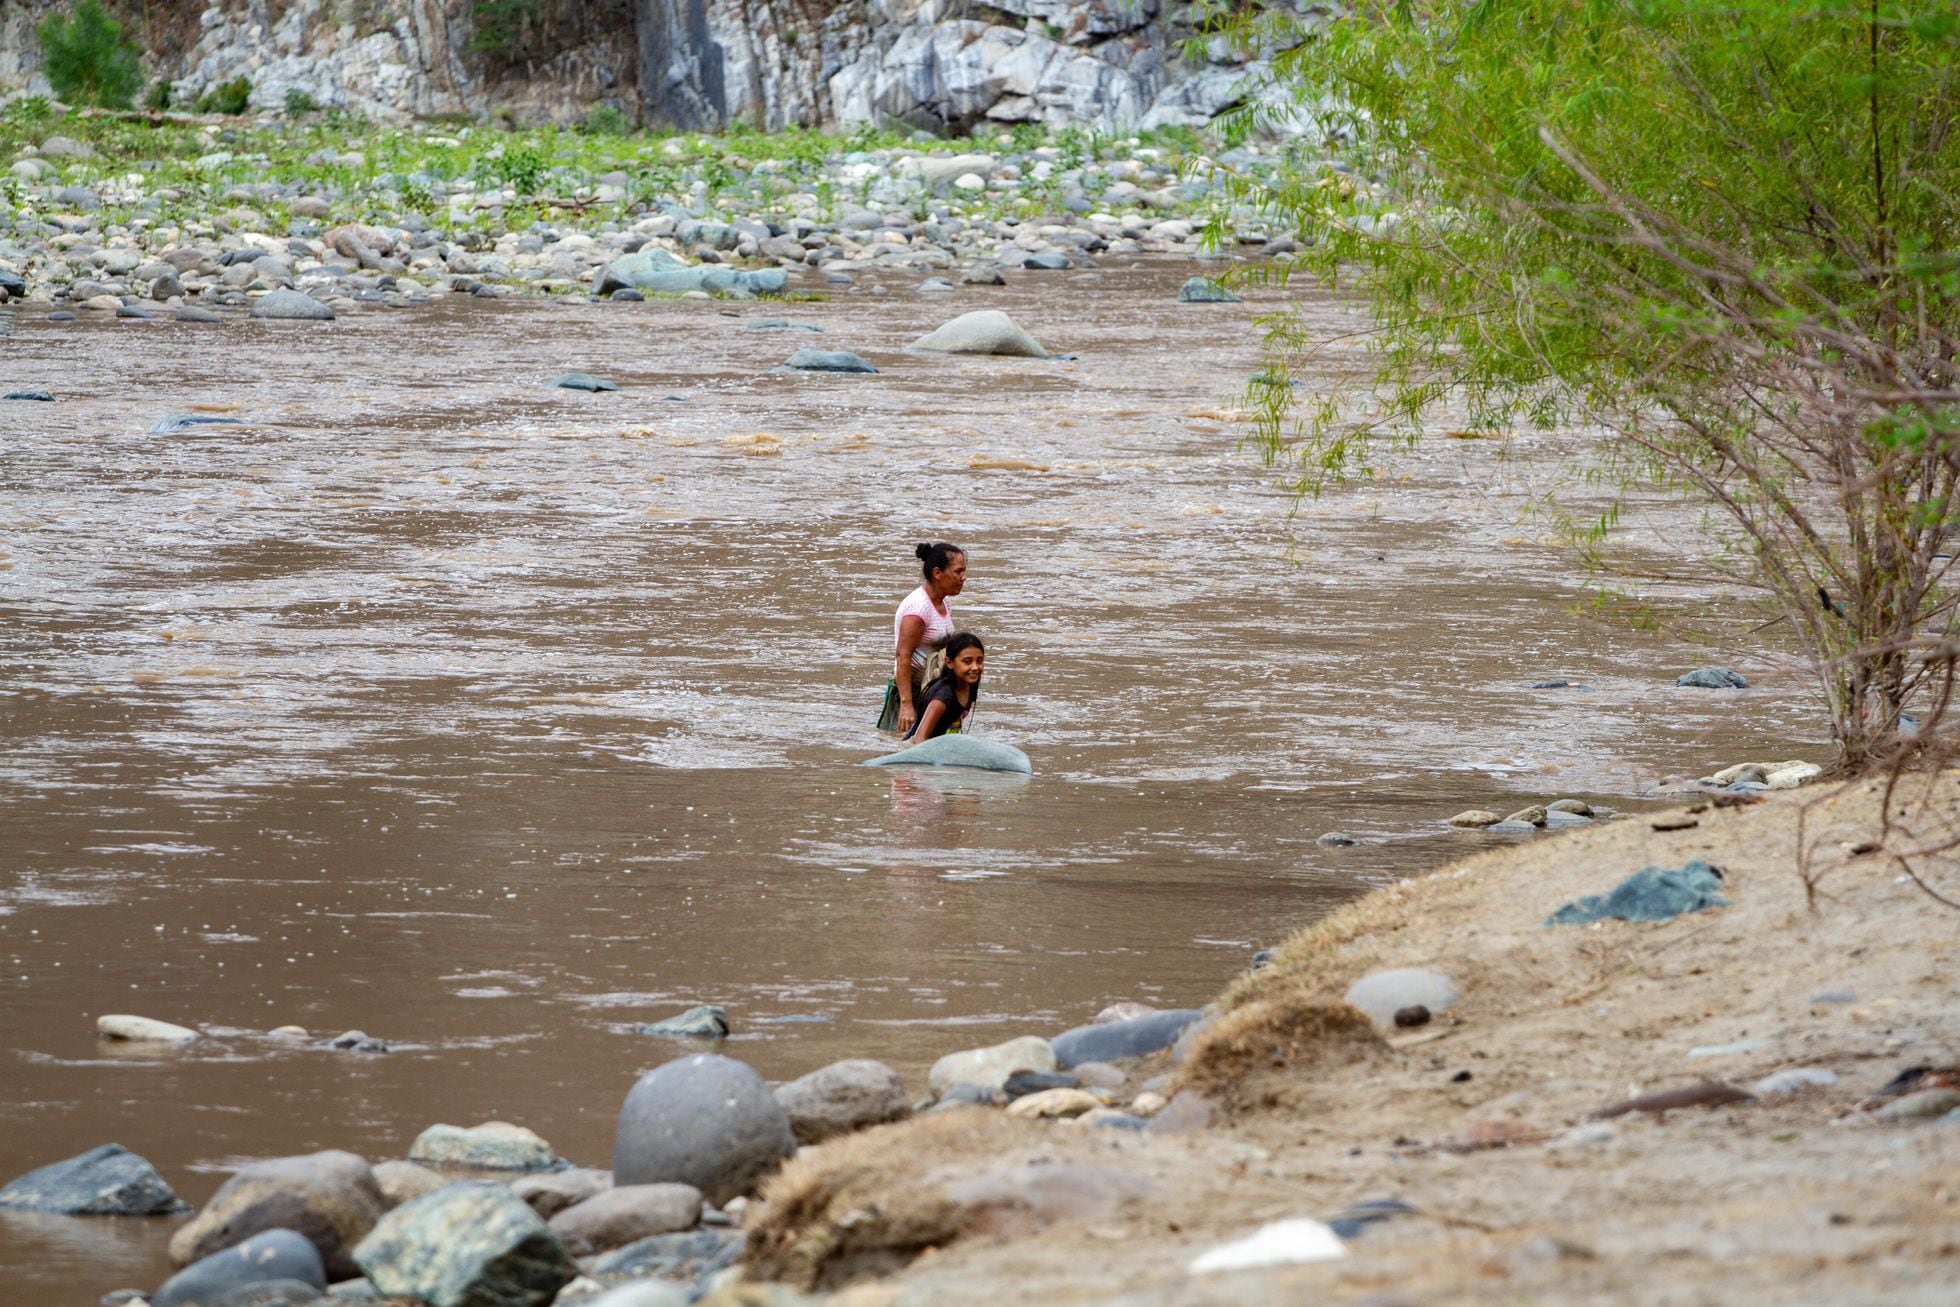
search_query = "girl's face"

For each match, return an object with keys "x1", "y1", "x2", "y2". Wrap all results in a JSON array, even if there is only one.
[
  {"x1": 932, "y1": 553, "x2": 967, "y2": 595},
  {"x1": 949, "y1": 646, "x2": 985, "y2": 685}
]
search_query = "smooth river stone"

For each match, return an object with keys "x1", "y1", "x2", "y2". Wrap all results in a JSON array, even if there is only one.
[
  {"x1": 545, "y1": 1182, "x2": 702, "y2": 1255},
  {"x1": 613, "y1": 1054, "x2": 795, "y2": 1206},
  {"x1": 97, "y1": 1014, "x2": 200, "y2": 1043},
  {"x1": 784, "y1": 348, "x2": 876, "y2": 373},
  {"x1": 927, "y1": 1035, "x2": 1056, "y2": 1096},
  {"x1": 169, "y1": 1150, "x2": 385, "y2": 1281},
  {"x1": 1342, "y1": 969, "x2": 1460, "y2": 1030},
  {"x1": 1049, "y1": 1010, "x2": 1205, "y2": 1068},
  {"x1": 773, "y1": 1058, "x2": 911, "y2": 1144},
  {"x1": 354, "y1": 1182, "x2": 575, "y2": 1307},
  {"x1": 1176, "y1": 276, "x2": 1241, "y2": 303},
  {"x1": 863, "y1": 735, "x2": 1032, "y2": 773},
  {"x1": 908, "y1": 308, "x2": 1047, "y2": 357},
  {"x1": 249, "y1": 289, "x2": 334, "y2": 321},
  {"x1": 0, "y1": 1143, "x2": 182, "y2": 1215},
  {"x1": 408, "y1": 1122, "x2": 556, "y2": 1172},
  {"x1": 152, "y1": 1228, "x2": 325, "y2": 1307}
]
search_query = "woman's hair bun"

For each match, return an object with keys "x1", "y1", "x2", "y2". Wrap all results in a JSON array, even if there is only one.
[{"x1": 914, "y1": 542, "x2": 933, "y2": 561}]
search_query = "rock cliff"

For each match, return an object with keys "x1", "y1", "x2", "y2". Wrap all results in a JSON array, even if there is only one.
[{"x1": 2, "y1": 0, "x2": 1285, "y2": 133}]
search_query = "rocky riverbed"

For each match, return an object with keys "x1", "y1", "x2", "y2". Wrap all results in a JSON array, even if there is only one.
[
  {"x1": 0, "y1": 108, "x2": 1307, "y2": 315},
  {"x1": 5, "y1": 776, "x2": 1955, "y2": 1307}
]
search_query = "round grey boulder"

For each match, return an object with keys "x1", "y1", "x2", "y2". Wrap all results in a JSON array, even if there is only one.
[
  {"x1": 153, "y1": 1229, "x2": 325, "y2": 1307},
  {"x1": 613, "y1": 1054, "x2": 796, "y2": 1206},
  {"x1": 353, "y1": 1182, "x2": 575, "y2": 1307},
  {"x1": 249, "y1": 290, "x2": 334, "y2": 321},
  {"x1": 773, "y1": 1059, "x2": 911, "y2": 1145},
  {"x1": 1177, "y1": 277, "x2": 1241, "y2": 303},
  {"x1": 1050, "y1": 1011, "x2": 1205, "y2": 1069},
  {"x1": 1676, "y1": 666, "x2": 1748, "y2": 689},
  {"x1": 0, "y1": 1143, "x2": 182, "y2": 1215}
]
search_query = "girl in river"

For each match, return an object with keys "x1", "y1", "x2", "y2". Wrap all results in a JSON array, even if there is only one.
[
  {"x1": 880, "y1": 541, "x2": 967, "y2": 735},
  {"x1": 905, "y1": 633, "x2": 985, "y2": 741}
]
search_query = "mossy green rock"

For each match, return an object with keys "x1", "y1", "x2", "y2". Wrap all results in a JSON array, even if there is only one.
[{"x1": 354, "y1": 1182, "x2": 576, "y2": 1307}]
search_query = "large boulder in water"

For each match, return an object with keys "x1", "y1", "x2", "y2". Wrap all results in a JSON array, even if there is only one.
[
  {"x1": 0, "y1": 1143, "x2": 183, "y2": 1215},
  {"x1": 152, "y1": 1229, "x2": 325, "y2": 1307},
  {"x1": 248, "y1": 289, "x2": 334, "y2": 321},
  {"x1": 597, "y1": 248, "x2": 787, "y2": 298},
  {"x1": 908, "y1": 309, "x2": 1047, "y2": 358},
  {"x1": 168, "y1": 1150, "x2": 385, "y2": 1281},
  {"x1": 613, "y1": 1054, "x2": 795, "y2": 1206},
  {"x1": 864, "y1": 735, "x2": 1032, "y2": 774},
  {"x1": 354, "y1": 1182, "x2": 576, "y2": 1307}
]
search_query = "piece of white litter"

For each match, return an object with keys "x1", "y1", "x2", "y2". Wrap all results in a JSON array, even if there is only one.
[
  {"x1": 1753, "y1": 1067, "x2": 1838, "y2": 1097},
  {"x1": 1188, "y1": 1219, "x2": 1347, "y2": 1274}
]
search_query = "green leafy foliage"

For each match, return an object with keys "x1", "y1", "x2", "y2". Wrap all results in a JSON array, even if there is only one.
[
  {"x1": 1205, "y1": 0, "x2": 1960, "y2": 768},
  {"x1": 196, "y1": 76, "x2": 253, "y2": 116},
  {"x1": 36, "y1": 0, "x2": 144, "y2": 109},
  {"x1": 285, "y1": 88, "x2": 318, "y2": 117},
  {"x1": 470, "y1": 0, "x2": 542, "y2": 55}
]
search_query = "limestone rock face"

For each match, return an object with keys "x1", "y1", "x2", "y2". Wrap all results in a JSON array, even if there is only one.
[{"x1": 167, "y1": 1150, "x2": 386, "y2": 1282}]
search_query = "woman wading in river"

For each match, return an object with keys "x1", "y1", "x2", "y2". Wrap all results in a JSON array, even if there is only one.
[{"x1": 880, "y1": 541, "x2": 968, "y2": 736}]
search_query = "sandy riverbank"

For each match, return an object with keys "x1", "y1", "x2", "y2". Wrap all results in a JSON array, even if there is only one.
[{"x1": 741, "y1": 774, "x2": 1960, "y2": 1305}]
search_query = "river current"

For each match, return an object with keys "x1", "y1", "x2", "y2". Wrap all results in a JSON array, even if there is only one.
[{"x1": 0, "y1": 263, "x2": 1821, "y2": 1301}]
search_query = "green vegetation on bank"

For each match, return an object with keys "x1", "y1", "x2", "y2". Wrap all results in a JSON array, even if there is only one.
[
  {"x1": 1, "y1": 98, "x2": 1223, "y2": 242},
  {"x1": 35, "y1": 0, "x2": 145, "y2": 110},
  {"x1": 1207, "y1": 0, "x2": 1960, "y2": 770}
]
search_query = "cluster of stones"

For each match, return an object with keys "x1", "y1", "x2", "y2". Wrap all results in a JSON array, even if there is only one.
[
  {"x1": 0, "y1": 130, "x2": 1312, "y2": 319},
  {"x1": 0, "y1": 993, "x2": 1289, "y2": 1307},
  {"x1": 1445, "y1": 798, "x2": 1599, "y2": 834}
]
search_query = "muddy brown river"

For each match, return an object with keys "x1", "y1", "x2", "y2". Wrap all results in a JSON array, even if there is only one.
[{"x1": 0, "y1": 263, "x2": 1822, "y2": 1302}]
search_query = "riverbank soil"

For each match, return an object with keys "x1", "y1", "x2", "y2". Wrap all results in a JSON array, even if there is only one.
[{"x1": 747, "y1": 776, "x2": 1960, "y2": 1304}]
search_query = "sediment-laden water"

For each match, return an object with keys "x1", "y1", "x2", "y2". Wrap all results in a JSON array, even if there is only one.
[{"x1": 0, "y1": 264, "x2": 1822, "y2": 1302}]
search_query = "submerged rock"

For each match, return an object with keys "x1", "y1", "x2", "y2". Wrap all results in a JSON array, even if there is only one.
[
  {"x1": 549, "y1": 372, "x2": 618, "y2": 392},
  {"x1": 614, "y1": 1054, "x2": 795, "y2": 1205},
  {"x1": 150, "y1": 415, "x2": 246, "y2": 435},
  {"x1": 1447, "y1": 810, "x2": 1501, "y2": 828},
  {"x1": 0, "y1": 1144, "x2": 182, "y2": 1215},
  {"x1": 1177, "y1": 276, "x2": 1241, "y2": 303},
  {"x1": 637, "y1": 1005, "x2": 729, "y2": 1038},
  {"x1": 96, "y1": 1014, "x2": 200, "y2": 1043},
  {"x1": 909, "y1": 309, "x2": 1047, "y2": 358},
  {"x1": 2, "y1": 389, "x2": 54, "y2": 401},
  {"x1": 1677, "y1": 666, "x2": 1749, "y2": 689},
  {"x1": 354, "y1": 1182, "x2": 576, "y2": 1307},
  {"x1": 783, "y1": 348, "x2": 876, "y2": 373},
  {"x1": 153, "y1": 1229, "x2": 325, "y2": 1307}
]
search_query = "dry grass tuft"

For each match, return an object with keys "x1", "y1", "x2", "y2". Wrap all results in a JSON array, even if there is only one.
[
  {"x1": 743, "y1": 1111, "x2": 1041, "y2": 1292},
  {"x1": 1175, "y1": 990, "x2": 1390, "y2": 1113}
]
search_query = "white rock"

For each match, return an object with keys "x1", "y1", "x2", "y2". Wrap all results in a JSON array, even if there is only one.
[
  {"x1": 1766, "y1": 762, "x2": 1823, "y2": 790},
  {"x1": 1753, "y1": 1067, "x2": 1838, "y2": 1097},
  {"x1": 927, "y1": 1035, "x2": 1055, "y2": 1095},
  {"x1": 1188, "y1": 1219, "x2": 1346, "y2": 1273},
  {"x1": 909, "y1": 309, "x2": 1047, "y2": 358},
  {"x1": 1342, "y1": 968, "x2": 1459, "y2": 1029},
  {"x1": 96, "y1": 1014, "x2": 200, "y2": 1043},
  {"x1": 952, "y1": 172, "x2": 986, "y2": 191}
]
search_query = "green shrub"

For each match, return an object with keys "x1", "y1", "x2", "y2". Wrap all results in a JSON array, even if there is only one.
[
  {"x1": 196, "y1": 76, "x2": 252, "y2": 116},
  {"x1": 36, "y1": 0, "x2": 145, "y2": 109},
  {"x1": 284, "y1": 87, "x2": 318, "y2": 117},
  {"x1": 493, "y1": 140, "x2": 550, "y2": 193},
  {"x1": 470, "y1": 0, "x2": 541, "y2": 55},
  {"x1": 580, "y1": 104, "x2": 629, "y2": 136},
  {"x1": 144, "y1": 78, "x2": 171, "y2": 111}
]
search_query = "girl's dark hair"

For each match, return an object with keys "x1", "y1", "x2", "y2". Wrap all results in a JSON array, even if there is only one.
[
  {"x1": 915, "y1": 541, "x2": 965, "y2": 581},
  {"x1": 921, "y1": 631, "x2": 986, "y2": 699}
]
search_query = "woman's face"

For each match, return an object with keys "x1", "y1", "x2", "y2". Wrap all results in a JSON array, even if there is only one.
[{"x1": 934, "y1": 552, "x2": 968, "y2": 595}]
